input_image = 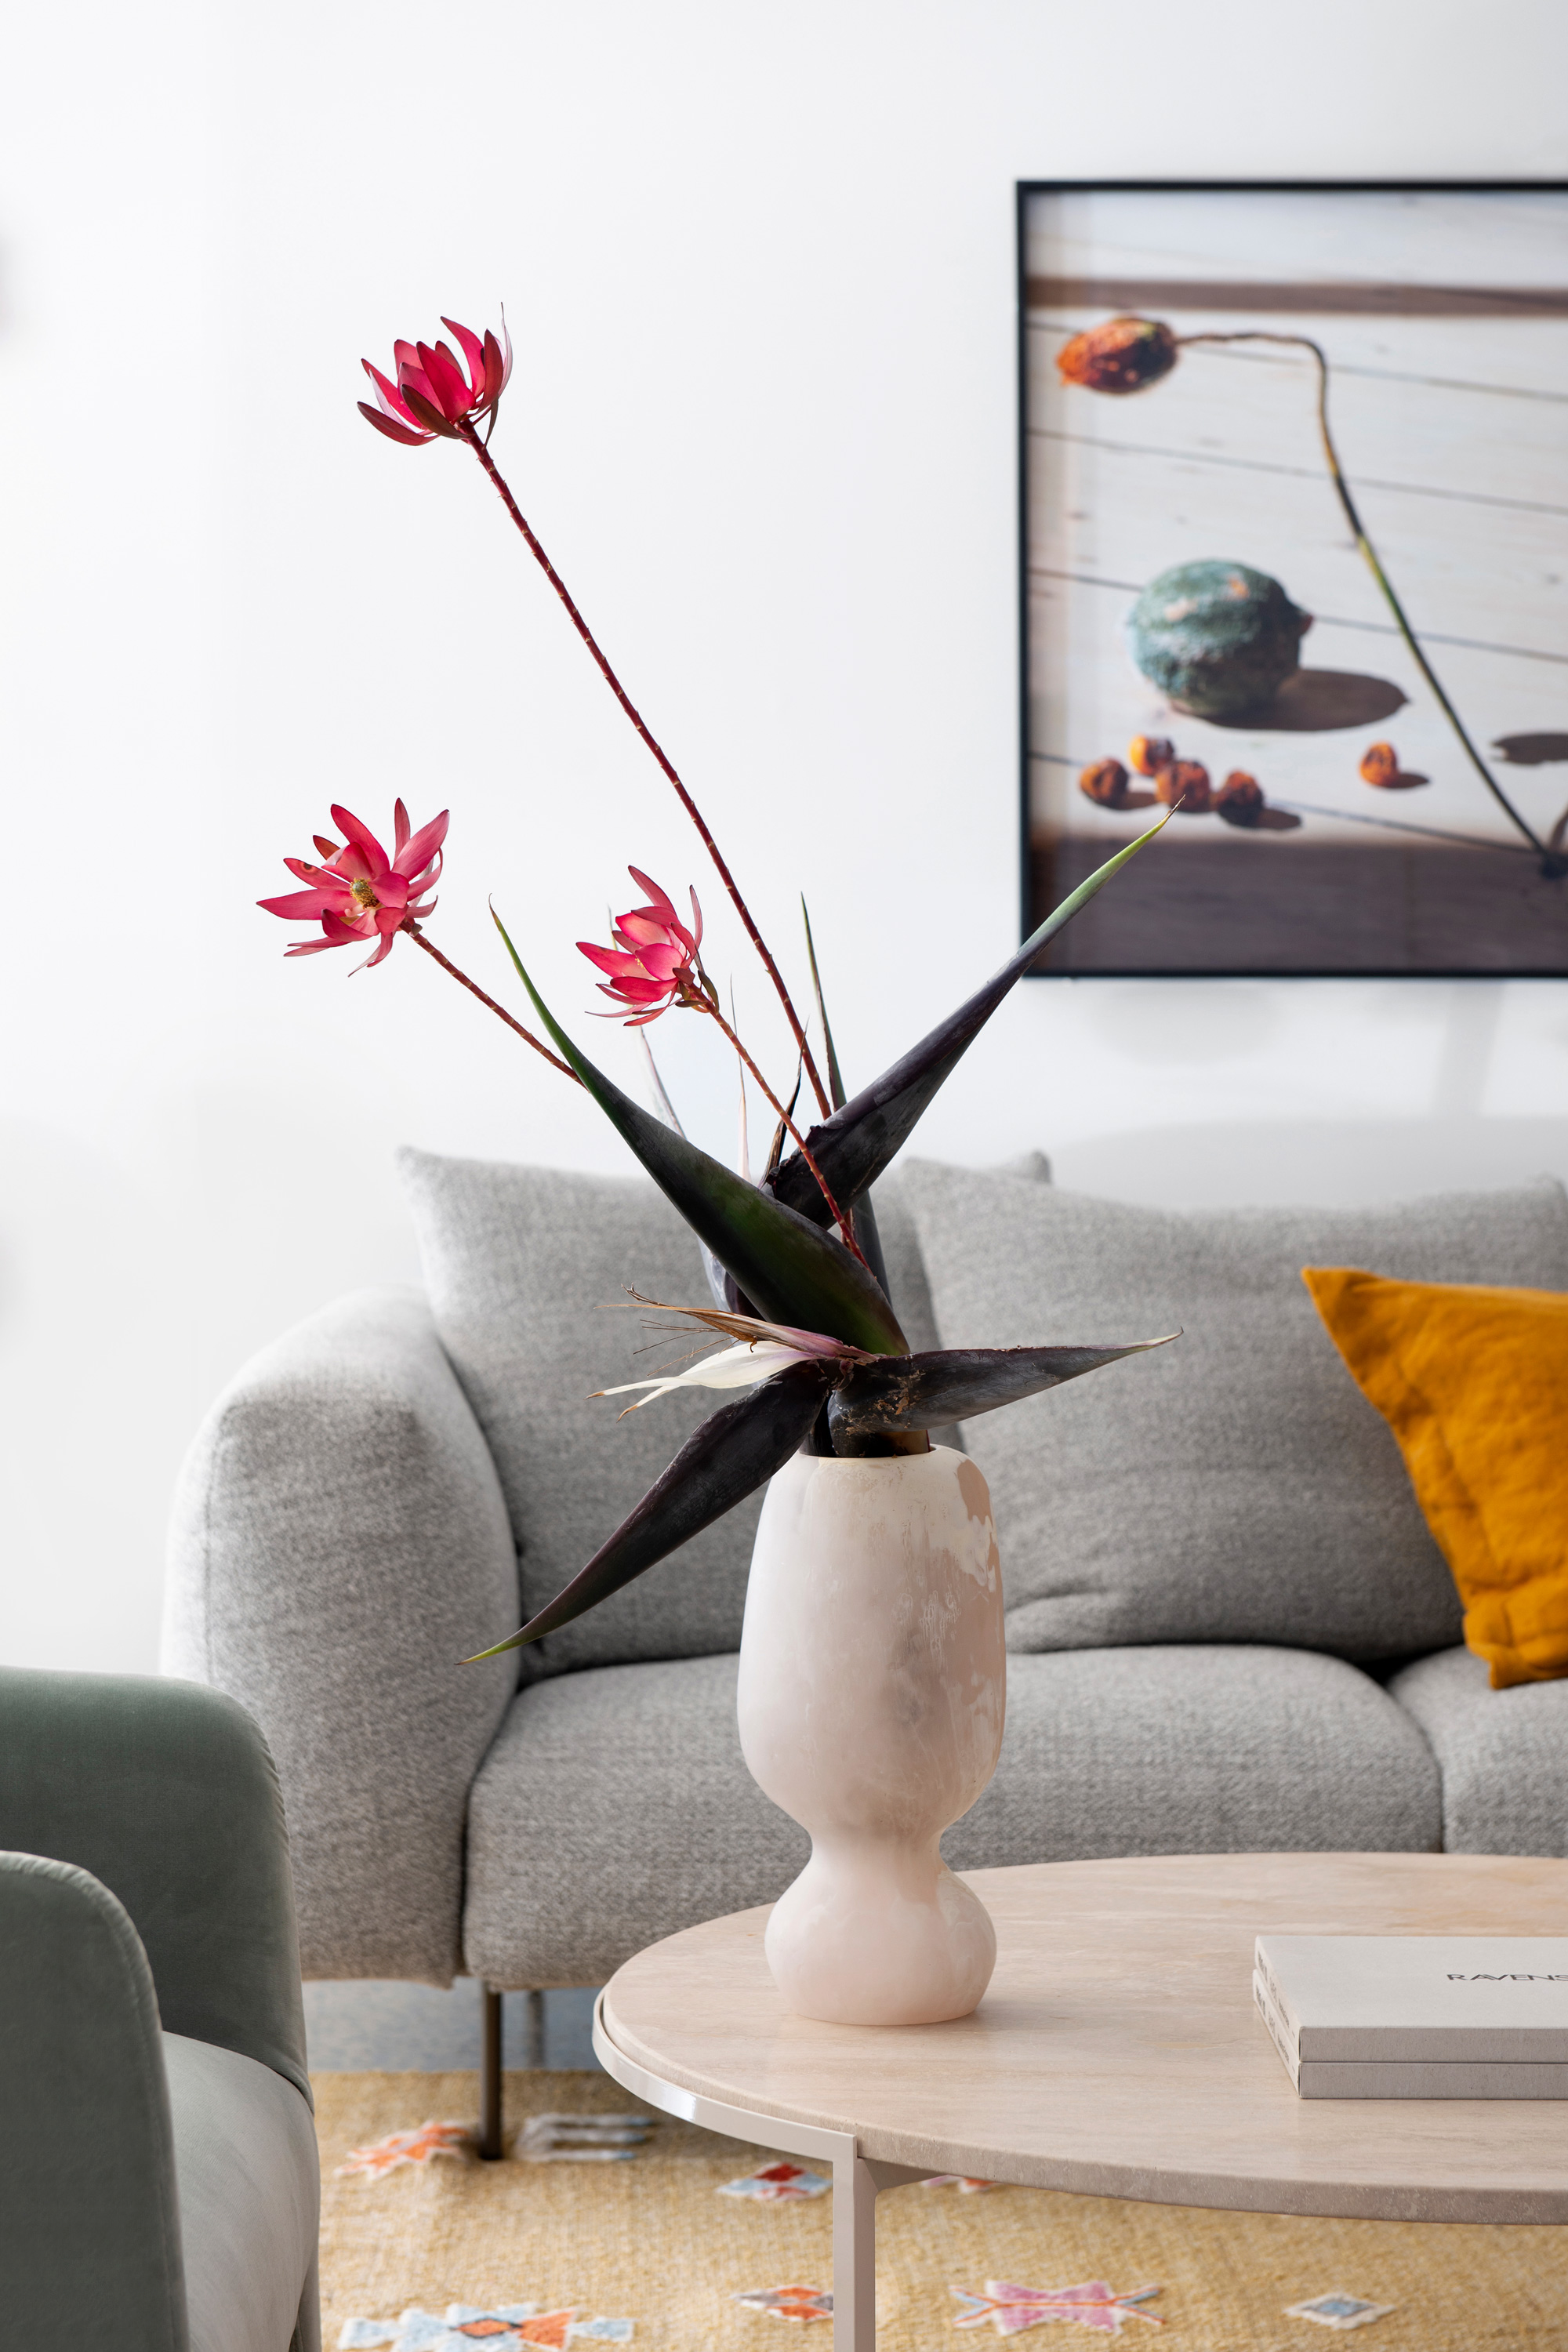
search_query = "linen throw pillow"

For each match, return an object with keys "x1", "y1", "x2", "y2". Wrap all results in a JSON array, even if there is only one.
[
  {"x1": 397, "y1": 1150, "x2": 1036, "y2": 1675},
  {"x1": 1304, "y1": 1269, "x2": 1568, "y2": 1690},
  {"x1": 900, "y1": 1160, "x2": 1568, "y2": 1661}
]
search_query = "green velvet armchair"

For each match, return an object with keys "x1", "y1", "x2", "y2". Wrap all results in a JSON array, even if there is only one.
[{"x1": 0, "y1": 1666, "x2": 319, "y2": 2351}]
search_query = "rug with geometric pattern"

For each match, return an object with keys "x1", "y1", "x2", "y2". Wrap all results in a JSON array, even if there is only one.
[{"x1": 315, "y1": 2071, "x2": 1568, "y2": 2350}]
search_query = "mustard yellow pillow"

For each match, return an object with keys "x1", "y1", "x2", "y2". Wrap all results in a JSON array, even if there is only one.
[{"x1": 1301, "y1": 1266, "x2": 1568, "y2": 1689}]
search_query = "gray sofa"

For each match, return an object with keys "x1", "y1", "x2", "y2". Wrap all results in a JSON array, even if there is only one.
[{"x1": 163, "y1": 1150, "x2": 1568, "y2": 2031}]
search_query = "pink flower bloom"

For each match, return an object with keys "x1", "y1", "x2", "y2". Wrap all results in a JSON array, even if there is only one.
[
  {"x1": 579, "y1": 868, "x2": 704, "y2": 1025},
  {"x1": 358, "y1": 315, "x2": 513, "y2": 447},
  {"x1": 259, "y1": 800, "x2": 448, "y2": 969}
]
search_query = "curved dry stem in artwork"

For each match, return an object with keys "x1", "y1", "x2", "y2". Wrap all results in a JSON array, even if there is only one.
[{"x1": 1176, "y1": 329, "x2": 1558, "y2": 874}]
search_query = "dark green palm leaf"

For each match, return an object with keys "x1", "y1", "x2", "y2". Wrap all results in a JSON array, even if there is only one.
[
  {"x1": 826, "y1": 1334, "x2": 1177, "y2": 1450},
  {"x1": 464, "y1": 1360, "x2": 829, "y2": 1659}
]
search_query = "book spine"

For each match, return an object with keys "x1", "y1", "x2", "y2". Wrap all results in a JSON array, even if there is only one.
[{"x1": 1253, "y1": 1969, "x2": 1301, "y2": 2093}]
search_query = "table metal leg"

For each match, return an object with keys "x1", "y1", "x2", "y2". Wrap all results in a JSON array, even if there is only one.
[{"x1": 833, "y1": 2156, "x2": 931, "y2": 2350}]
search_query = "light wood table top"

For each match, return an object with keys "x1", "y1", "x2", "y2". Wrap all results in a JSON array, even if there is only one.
[{"x1": 599, "y1": 1853, "x2": 1568, "y2": 2223}]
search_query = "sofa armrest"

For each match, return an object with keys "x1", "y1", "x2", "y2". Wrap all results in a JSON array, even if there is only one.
[
  {"x1": 0, "y1": 1853, "x2": 186, "y2": 2343},
  {"x1": 164, "y1": 1285, "x2": 517, "y2": 1985}
]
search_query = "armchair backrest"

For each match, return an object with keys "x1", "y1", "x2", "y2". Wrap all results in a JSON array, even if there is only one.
[{"x1": 0, "y1": 1667, "x2": 310, "y2": 2105}]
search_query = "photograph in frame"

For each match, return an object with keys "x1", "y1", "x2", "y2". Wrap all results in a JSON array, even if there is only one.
[{"x1": 1018, "y1": 183, "x2": 1568, "y2": 977}]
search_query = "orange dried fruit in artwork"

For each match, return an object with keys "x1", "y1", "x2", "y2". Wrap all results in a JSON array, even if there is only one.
[
  {"x1": 1215, "y1": 770, "x2": 1265, "y2": 826},
  {"x1": 1155, "y1": 759, "x2": 1212, "y2": 812},
  {"x1": 1079, "y1": 758, "x2": 1130, "y2": 807},
  {"x1": 1359, "y1": 742, "x2": 1401, "y2": 787},
  {"x1": 1127, "y1": 734, "x2": 1175, "y2": 778}
]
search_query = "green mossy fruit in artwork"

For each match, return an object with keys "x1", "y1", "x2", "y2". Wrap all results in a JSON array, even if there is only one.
[{"x1": 1125, "y1": 561, "x2": 1312, "y2": 717}]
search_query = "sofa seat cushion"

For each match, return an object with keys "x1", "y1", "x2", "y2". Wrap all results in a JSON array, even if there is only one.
[
  {"x1": 463, "y1": 1646, "x2": 1439, "y2": 1987},
  {"x1": 1389, "y1": 1645, "x2": 1568, "y2": 1856},
  {"x1": 944, "y1": 1646, "x2": 1441, "y2": 1868},
  {"x1": 902, "y1": 1160, "x2": 1568, "y2": 1662},
  {"x1": 163, "y1": 2031, "x2": 319, "y2": 2352},
  {"x1": 462, "y1": 1656, "x2": 809, "y2": 1986}
]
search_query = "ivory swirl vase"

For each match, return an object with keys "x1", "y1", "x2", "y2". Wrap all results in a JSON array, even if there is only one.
[{"x1": 736, "y1": 1445, "x2": 1006, "y2": 2026}]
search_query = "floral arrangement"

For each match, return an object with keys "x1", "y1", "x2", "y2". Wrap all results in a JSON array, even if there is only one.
[{"x1": 261, "y1": 315, "x2": 1172, "y2": 1660}]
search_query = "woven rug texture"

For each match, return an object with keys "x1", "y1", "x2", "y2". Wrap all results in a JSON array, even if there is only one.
[{"x1": 315, "y1": 2069, "x2": 1568, "y2": 2349}]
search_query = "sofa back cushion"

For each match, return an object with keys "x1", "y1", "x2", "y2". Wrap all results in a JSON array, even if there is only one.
[
  {"x1": 901, "y1": 1160, "x2": 1568, "y2": 1663},
  {"x1": 399, "y1": 1150, "x2": 961, "y2": 1675}
]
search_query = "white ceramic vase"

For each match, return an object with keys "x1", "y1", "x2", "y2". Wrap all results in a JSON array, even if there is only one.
[{"x1": 736, "y1": 1444, "x2": 1006, "y2": 2026}]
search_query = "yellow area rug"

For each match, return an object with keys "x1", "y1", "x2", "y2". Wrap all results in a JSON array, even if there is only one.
[{"x1": 315, "y1": 2069, "x2": 1568, "y2": 2349}]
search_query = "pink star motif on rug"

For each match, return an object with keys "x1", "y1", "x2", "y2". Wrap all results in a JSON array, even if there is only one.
[
  {"x1": 922, "y1": 2176, "x2": 1004, "y2": 2193},
  {"x1": 735, "y1": 2285, "x2": 835, "y2": 2323},
  {"x1": 952, "y1": 2280, "x2": 1163, "y2": 2336},
  {"x1": 339, "y1": 2122, "x2": 474, "y2": 2176}
]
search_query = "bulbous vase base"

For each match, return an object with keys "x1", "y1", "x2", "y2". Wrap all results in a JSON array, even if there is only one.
[
  {"x1": 738, "y1": 1446, "x2": 1007, "y2": 2028},
  {"x1": 764, "y1": 1839, "x2": 997, "y2": 2026}
]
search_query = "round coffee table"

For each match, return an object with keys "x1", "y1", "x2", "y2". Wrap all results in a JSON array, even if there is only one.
[{"x1": 593, "y1": 1853, "x2": 1568, "y2": 2349}]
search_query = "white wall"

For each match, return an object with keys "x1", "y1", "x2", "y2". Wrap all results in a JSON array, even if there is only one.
[{"x1": 2, "y1": 0, "x2": 1565, "y2": 1673}]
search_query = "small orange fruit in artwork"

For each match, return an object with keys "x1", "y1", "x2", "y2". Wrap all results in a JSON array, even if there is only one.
[
  {"x1": 1079, "y1": 757, "x2": 1130, "y2": 807},
  {"x1": 1127, "y1": 734, "x2": 1175, "y2": 777},
  {"x1": 1156, "y1": 759, "x2": 1212, "y2": 812},
  {"x1": 1215, "y1": 771, "x2": 1265, "y2": 826},
  {"x1": 1359, "y1": 742, "x2": 1401, "y2": 787}
]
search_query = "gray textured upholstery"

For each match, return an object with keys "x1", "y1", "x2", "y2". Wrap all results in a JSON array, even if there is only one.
[
  {"x1": 944, "y1": 1647, "x2": 1441, "y2": 1867},
  {"x1": 460, "y1": 1642, "x2": 1439, "y2": 1987},
  {"x1": 165, "y1": 2033, "x2": 319, "y2": 2352},
  {"x1": 397, "y1": 1152, "x2": 1009, "y2": 1677},
  {"x1": 902, "y1": 1161, "x2": 1568, "y2": 1662},
  {"x1": 164, "y1": 1287, "x2": 517, "y2": 1984},
  {"x1": 1389, "y1": 1646, "x2": 1568, "y2": 1857},
  {"x1": 400, "y1": 1151, "x2": 764, "y2": 1677},
  {"x1": 463, "y1": 1654, "x2": 810, "y2": 1986}
]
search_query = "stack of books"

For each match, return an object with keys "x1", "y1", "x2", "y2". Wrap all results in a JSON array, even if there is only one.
[{"x1": 1254, "y1": 1936, "x2": 1568, "y2": 2099}]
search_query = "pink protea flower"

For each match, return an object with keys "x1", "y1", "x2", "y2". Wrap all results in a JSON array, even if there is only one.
[
  {"x1": 259, "y1": 800, "x2": 448, "y2": 969},
  {"x1": 358, "y1": 316, "x2": 513, "y2": 447},
  {"x1": 579, "y1": 869, "x2": 706, "y2": 1025}
]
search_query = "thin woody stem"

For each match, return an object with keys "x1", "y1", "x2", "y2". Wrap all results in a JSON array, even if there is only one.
[
  {"x1": 404, "y1": 922, "x2": 582, "y2": 1082},
  {"x1": 680, "y1": 978, "x2": 870, "y2": 1269},
  {"x1": 1174, "y1": 331, "x2": 1557, "y2": 873},
  {"x1": 456, "y1": 421, "x2": 836, "y2": 1111}
]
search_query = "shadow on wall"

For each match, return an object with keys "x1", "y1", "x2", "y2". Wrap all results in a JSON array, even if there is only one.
[{"x1": 1050, "y1": 1116, "x2": 1568, "y2": 1211}]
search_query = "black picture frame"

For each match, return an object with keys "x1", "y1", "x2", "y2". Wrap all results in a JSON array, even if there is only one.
[{"x1": 1016, "y1": 180, "x2": 1568, "y2": 979}]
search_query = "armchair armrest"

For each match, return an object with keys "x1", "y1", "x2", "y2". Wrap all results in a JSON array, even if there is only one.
[
  {"x1": 0, "y1": 1853, "x2": 185, "y2": 2341},
  {"x1": 164, "y1": 1286, "x2": 517, "y2": 1985}
]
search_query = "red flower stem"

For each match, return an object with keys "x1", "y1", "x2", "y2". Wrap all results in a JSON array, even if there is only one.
[
  {"x1": 1175, "y1": 329, "x2": 1558, "y2": 873},
  {"x1": 681, "y1": 980, "x2": 870, "y2": 1269},
  {"x1": 404, "y1": 921, "x2": 582, "y2": 1082},
  {"x1": 456, "y1": 420, "x2": 835, "y2": 1115}
]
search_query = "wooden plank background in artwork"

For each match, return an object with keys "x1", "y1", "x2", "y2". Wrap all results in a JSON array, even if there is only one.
[{"x1": 1022, "y1": 188, "x2": 1568, "y2": 974}]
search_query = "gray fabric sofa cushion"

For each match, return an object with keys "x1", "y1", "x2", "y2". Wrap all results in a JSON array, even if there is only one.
[
  {"x1": 462, "y1": 1654, "x2": 810, "y2": 1986},
  {"x1": 165, "y1": 2031, "x2": 319, "y2": 2352},
  {"x1": 902, "y1": 1161, "x2": 1568, "y2": 1661},
  {"x1": 943, "y1": 1647, "x2": 1441, "y2": 1869},
  {"x1": 461, "y1": 1642, "x2": 1439, "y2": 1987},
  {"x1": 1389, "y1": 1646, "x2": 1568, "y2": 1857},
  {"x1": 397, "y1": 1151, "x2": 1021, "y2": 1675}
]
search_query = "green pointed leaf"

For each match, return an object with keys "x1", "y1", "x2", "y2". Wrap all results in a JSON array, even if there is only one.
[
  {"x1": 826, "y1": 1334, "x2": 1178, "y2": 1450},
  {"x1": 772, "y1": 815, "x2": 1171, "y2": 1228},
  {"x1": 799, "y1": 895, "x2": 891, "y2": 1302},
  {"x1": 491, "y1": 912, "x2": 908, "y2": 1353},
  {"x1": 465, "y1": 1360, "x2": 828, "y2": 1659}
]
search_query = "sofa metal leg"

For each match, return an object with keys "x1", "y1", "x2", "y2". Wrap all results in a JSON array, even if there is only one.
[{"x1": 480, "y1": 1984, "x2": 503, "y2": 2159}]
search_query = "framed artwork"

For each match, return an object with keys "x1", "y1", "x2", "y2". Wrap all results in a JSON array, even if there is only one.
[{"x1": 1018, "y1": 182, "x2": 1568, "y2": 977}]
